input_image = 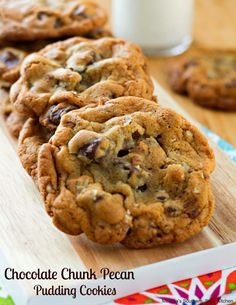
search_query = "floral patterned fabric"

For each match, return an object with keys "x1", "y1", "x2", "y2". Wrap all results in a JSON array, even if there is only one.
[{"x1": 111, "y1": 268, "x2": 236, "y2": 305}]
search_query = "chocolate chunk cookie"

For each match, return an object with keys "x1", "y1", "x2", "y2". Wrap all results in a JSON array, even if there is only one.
[
  {"x1": 168, "y1": 54, "x2": 236, "y2": 110},
  {"x1": 37, "y1": 97, "x2": 215, "y2": 248},
  {"x1": 1, "y1": 35, "x2": 113, "y2": 137},
  {"x1": 0, "y1": 1, "x2": 107, "y2": 41},
  {"x1": 0, "y1": 47, "x2": 27, "y2": 137},
  {"x1": 11, "y1": 37, "x2": 154, "y2": 130}
]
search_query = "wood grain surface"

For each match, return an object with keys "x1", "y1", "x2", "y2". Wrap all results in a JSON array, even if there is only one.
[{"x1": 95, "y1": 0, "x2": 236, "y2": 147}]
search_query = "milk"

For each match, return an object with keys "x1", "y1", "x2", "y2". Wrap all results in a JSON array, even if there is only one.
[{"x1": 112, "y1": 0, "x2": 194, "y2": 56}]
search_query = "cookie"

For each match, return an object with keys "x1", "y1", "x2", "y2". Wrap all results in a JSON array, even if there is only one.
[
  {"x1": 168, "y1": 54, "x2": 236, "y2": 110},
  {"x1": 0, "y1": 32, "x2": 111, "y2": 138},
  {"x1": 37, "y1": 97, "x2": 215, "y2": 248},
  {"x1": 0, "y1": 47, "x2": 27, "y2": 137},
  {"x1": 0, "y1": 1, "x2": 107, "y2": 41},
  {"x1": 11, "y1": 37, "x2": 155, "y2": 130}
]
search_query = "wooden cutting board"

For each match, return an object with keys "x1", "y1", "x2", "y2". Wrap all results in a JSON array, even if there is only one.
[{"x1": 0, "y1": 81, "x2": 236, "y2": 301}]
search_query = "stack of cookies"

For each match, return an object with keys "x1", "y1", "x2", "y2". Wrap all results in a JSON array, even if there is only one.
[
  {"x1": 0, "y1": 0, "x2": 109, "y2": 137},
  {"x1": 1, "y1": 1, "x2": 215, "y2": 248}
]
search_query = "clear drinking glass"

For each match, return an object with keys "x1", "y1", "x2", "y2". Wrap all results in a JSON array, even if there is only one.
[{"x1": 112, "y1": 0, "x2": 194, "y2": 56}]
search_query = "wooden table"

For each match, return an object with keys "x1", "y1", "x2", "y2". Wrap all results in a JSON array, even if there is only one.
[{"x1": 94, "y1": 0, "x2": 236, "y2": 146}]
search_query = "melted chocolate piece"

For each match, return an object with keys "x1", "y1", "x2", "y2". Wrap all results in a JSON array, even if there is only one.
[
  {"x1": 132, "y1": 131, "x2": 141, "y2": 141},
  {"x1": 79, "y1": 139, "x2": 101, "y2": 160},
  {"x1": 118, "y1": 149, "x2": 129, "y2": 157},
  {"x1": 138, "y1": 184, "x2": 148, "y2": 192},
  {"x1": 94, "y1": 194, "x2": 104, "y2": 202},
  {"x1": 165, "y1": 206, "x2": 179, "y2": 217},
  {"x1": 47, "y1": 105, "x2": 76, "y2": 127},
  {"x1": 54, "y1": 18, "x2": 63, "y2": 28},
  {"x1": 0, "y1": 51, "x2": 19, "y2": 68}
]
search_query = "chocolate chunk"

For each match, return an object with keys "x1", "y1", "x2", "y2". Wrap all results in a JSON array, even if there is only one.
[
  {"x1": 184, "y1": 200, "x2": 200, "y2": 218},
  {"x1": 138, "y1": 184, "x2": 147, "y2": 192},
  {"x1": 0, "y1": 51, "x2": 19, "y2": 68},
  {"x1": 160, "y1": 164, "x2": 167, "y2": 169},
  {"x1": 108, "y1": 92, "x2": 117, "y2": 99},
  {"x1": 157, "y1": 195, "x2": 168, "y2": 202},
  {"x1": 79, "y1": 139, "x2": 101, "y2": 160},
  {"x1": 118, "y1": 149, "x2": 129, "y2": 157},
  {"x1": 94, "y1": 194, "x2": 104, "y2": 202},
  {"x1": 132, "y1": 131, "x2": 141, "y2": 141},
  {"x1": 165, "y1": 206, "x2": 180, "y2": 217},
  {"x1": 54, "y1": 18, "x2": 63, "y2": 28},
  {"x1": 47, "y1": 105, "x2": 76, "y2": 126},
  {"x1": 188, "y1": 208, "x2": 200, "y2": 218},
  {"x1": 156, "y1": 191, "x2": 169, "y2": 202},
  {"x1": 155, "y1": 134, "x2": 162, "y2": 142}
]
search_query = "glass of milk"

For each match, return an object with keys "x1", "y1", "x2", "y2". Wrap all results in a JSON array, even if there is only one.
[{"x1": 112, "y1": 0, "x2": 194, "y2": 56}]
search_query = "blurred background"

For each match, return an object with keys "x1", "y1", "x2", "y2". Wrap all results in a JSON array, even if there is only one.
[{"x1": 93, "y1": 0, "x2": 236, "y2": 147}]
